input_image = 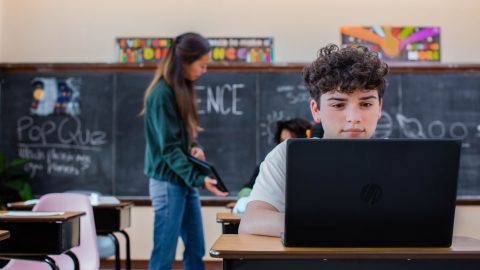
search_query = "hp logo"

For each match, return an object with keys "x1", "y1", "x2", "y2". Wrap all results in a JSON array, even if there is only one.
[{"x1": 360, "y1": 184, "x2": 383, "y2": 204}]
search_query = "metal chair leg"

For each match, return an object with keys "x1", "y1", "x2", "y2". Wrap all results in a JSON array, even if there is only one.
[
  {"x1": 119, "y1": 230, "x2": 131, "y2": 270},
  {"x1": 65, "y1": 250, "x2": 80, "y2": 270},
  {"x1": 43, "y1": 256, "x2": 59, "y2": 270},
  {"x1": 0, "y1": 255, "x2": 59, "y2": 270},
  {"x1": 108, "y1": 233, "x2": 121, "y2": 270}
]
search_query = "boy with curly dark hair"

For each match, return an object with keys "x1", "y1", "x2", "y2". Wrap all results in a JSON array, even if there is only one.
[{"x1": 239, "y1": 44, "x2": 389, "y2": 236}]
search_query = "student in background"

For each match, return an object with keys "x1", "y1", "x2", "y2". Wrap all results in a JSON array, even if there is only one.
[
  {"x1": 142, "y1": 32, "x2": 228, "y2": 270},
  {"x1": 239, "y1": 44, "x2": 389, "y2": 236},
  {"x1": 233, "y1": 118, "x2": 315, "y2": 213}
]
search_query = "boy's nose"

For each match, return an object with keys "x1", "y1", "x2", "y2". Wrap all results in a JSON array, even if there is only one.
[{"x1": 346, "y1": 107, "x2": 361, "y2": 123}]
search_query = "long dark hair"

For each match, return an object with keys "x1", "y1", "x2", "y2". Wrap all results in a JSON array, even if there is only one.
[{"x1": 141, "y1": 32, "x2": 210, "y2": 143}]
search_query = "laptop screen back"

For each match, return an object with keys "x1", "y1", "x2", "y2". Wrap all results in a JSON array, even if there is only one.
[{"x1": 284, "y1": 139, "x2": 461, "y2": 247}]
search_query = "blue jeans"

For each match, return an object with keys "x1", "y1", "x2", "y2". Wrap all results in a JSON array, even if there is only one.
[{"x1": 148, "y1": 179, "x2": 205, "y2": 270}]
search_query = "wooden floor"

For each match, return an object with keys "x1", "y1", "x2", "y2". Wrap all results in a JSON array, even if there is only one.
[
  {"x1": 1, "y1": 260, "x2": 222, "y2": 270},
  {"x1": 100, "y1": 260, "x2": 222, "y2": 270}
]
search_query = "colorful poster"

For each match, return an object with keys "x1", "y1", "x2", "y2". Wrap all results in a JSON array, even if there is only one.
[
  {"x1": 116, "y1": 37, "x2": 274, "y2": 64},
  {"x1": 341, "y1": 26, "x2": 441, "y2": 62},
  {"x1": 116, "y1": 38, "x2": 172, "y2": 63},
  {"x1": 208, "y1": 37, "x2": 273, "y2": 63}
]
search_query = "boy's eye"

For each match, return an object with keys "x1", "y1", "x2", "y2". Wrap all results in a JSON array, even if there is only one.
[
  {"x1": 361, "y1": 103, "x2": 373, "y2": 108},
  {"x1": 331, "y1": 103, "x2": 345, "y2": 109}
]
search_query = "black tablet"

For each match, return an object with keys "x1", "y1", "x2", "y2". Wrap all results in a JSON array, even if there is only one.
[{"x1": 187, "y1": 155, "x2": 229, "y2": 193}]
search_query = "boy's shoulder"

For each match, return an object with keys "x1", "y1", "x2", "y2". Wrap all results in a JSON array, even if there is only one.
[{"x1": 267, "y1": 140, "x2": 287, "y2": 159}]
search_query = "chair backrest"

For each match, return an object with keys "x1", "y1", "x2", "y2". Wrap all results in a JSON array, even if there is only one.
[
  {"x1": 64, "y1": 190, "x2": 116, "y2": 259},
  {"x1": 34, "y1": 193, "x2": 100, "y2": 270}
]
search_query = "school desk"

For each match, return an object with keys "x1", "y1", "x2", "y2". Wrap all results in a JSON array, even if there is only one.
[
  {"x1": 0, "y1": 230, "x2": 10, "y2": 268},
  {"x1": 216, "y1": 212, "x2": 241, "y2": 234},
  {"x1": 7, "y1": 201, "x2": 133, "y2": 270},
  {"x1": 210, "y1": 234, "x2": 480, "y2": 270},
  {"x1": 226, "y1": 202, "x2": 236, "y2": 210},
  {"x1": 0, "y1": 211, "x2": 84, "y2": 270}
]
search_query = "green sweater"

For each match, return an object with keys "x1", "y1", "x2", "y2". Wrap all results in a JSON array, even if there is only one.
[{"x1": 144, "y1": 80, "x2": 205, "y2": 187}]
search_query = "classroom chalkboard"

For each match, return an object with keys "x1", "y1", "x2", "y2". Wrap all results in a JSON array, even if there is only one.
[
  {"x1": 1, "y1": 67, "x2": 479, "y2": 197},
  {"x1": 0, "y1": 73, "x2": 115, "y2": 194}
]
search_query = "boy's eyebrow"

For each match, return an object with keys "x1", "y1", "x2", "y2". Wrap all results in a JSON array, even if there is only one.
[
  {"x1": 359, "y1": 95, "x2": 378, "y2": 100},
  {"x1": 326, "y1": 97, "x2": 347, "y2": 101},
  {"x1": 326, "y1": 95, "x2": 378, "y2": 101}
]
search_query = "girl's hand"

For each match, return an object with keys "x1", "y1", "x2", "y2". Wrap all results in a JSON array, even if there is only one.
[
  {"x1": 191, "y1": 147, "x2": 205, "y2": 161},
  {"x1": 204, "y1": 176, "x2": 229, "y2": 197}
]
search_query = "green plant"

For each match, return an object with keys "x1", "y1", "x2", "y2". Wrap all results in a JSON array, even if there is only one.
[{"x1": 0, "y1": 152, "x2": 33, "y2": 209}]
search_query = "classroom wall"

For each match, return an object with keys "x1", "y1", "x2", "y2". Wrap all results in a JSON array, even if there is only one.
[
  {"x1": 2, "y1": 0, "x2": 480, "y2": 262},
  {"x1": 1, "y1": 0, "x2": 480, "y2": 63},
  {"x1": 118, "y1": 205, "x2": 480, "y2": 261},
  {"x1": 124, "y1": 206, "x2": 226, "y2": 261},
  {"x1": 0, "y1": 0, "x2": 3, "y2": 60}
]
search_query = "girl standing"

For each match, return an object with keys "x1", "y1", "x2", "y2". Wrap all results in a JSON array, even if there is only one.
[{"x1": 142, "y1": 32, "x2": 228, "y2": 270}]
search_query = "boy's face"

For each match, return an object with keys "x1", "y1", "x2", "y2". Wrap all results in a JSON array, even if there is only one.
[{"x1": 310, "y1": 89, "x2": 382, "y2": 139}]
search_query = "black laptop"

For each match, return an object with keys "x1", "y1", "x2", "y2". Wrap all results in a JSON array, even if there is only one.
[{"x1": 283, "y1": 139, "x2": 461, "y2": 247}]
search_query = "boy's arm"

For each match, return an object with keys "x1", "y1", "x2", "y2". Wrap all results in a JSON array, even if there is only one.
[{"x1": 239, "y1": 200, "x2": 284, "y2": 237}]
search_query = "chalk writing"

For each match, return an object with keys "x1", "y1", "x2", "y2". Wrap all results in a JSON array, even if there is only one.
[
  {"x1": 17, "y1": 115, "x2": 106, "y2": 150},
  {"x1": 276, "y1": 85, "x2": 310, "y2": 104},
  {"x1": 196, "y1": 84, "x2": 244, "y2": 115},
  {"x1": 260, "y1": 110, "x2": 285, "y2": 145},
  {"x1": 259, "y1": 110, "x2": 476, "y2": 149},
  {"x1": 373, "y1": 111, "x2": 394, "y2": 139},
  {"x1": 16, "y1": 115, "x2": 106, "y2": 177}
]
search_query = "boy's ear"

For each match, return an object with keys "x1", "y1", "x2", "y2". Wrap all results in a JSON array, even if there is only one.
[{"x1": 310, "y1": 99, "x2": 321, "y2": 124}]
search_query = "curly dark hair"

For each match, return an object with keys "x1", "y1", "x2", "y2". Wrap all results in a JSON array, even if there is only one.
[
  {"x1": 303, "y1": 44, "x2": 389, "y2": 106},
  {"x1": 273, "y1": 118, "x2": 312, "y2": 144}
]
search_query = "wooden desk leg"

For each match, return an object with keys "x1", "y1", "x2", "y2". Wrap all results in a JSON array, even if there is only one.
[
  {"x1": 65, "y1": 250, "x2": 80, "y2": 270},
  {"x1": 107, "y1": 233, "x2": 121, "y2": 270},
  {"x1": 119, "y1": 230, "x2": 131, "y2": 270}
]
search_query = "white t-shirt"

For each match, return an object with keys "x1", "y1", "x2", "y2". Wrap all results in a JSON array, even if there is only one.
[{"x1": 247, "y1": 140, "x2": 287, "y2": 213}]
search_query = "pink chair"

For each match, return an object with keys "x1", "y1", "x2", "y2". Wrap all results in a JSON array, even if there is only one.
[{"x1": 2, "y1": 193, "x2": 100, "y2": 270}]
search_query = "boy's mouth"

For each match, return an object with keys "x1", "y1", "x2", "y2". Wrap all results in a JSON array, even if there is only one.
[{"x1": 342, "y1": 128, "x2": 365, "y2": 133}]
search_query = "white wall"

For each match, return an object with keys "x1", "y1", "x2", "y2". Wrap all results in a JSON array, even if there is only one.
[
  {"x1": 0, "y1": 0, "x2": 3, "y2": 60},
  {"x1": 124, "y1": 206, "x2": 225, "y2": 261},
  {"x1": 1, "y1": 0, "x2": 480, "y2": 63},
  {"x1": 118, "y1": 205, "x2": 480, "y2": 261}
]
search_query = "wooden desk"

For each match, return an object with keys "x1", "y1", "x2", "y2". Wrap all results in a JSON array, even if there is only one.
[
  {"x1": 0, "y1": 231, "x2": 10, "y2": 242},
  {"x1": 0, "y1": 211, "x2": 84, "y2": 270},
  {"x1": 0, "y1": 231, "x2": 10, "y2": 269},
  {"x1": 94, "y1": 202, "x2": 133, "y2": 270},
  {"x1": 7, "y1": 201, "x2": 133, "y2": 270},
  {"x1": 210, "y1": 234, "x2": 480, "y2": 270},
  {"x1": 216, "y1": 212, "x2": 241, "y2": 234},
  {"x1": 226, "y1": 202, "x2": 236, "y2": 210}
]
